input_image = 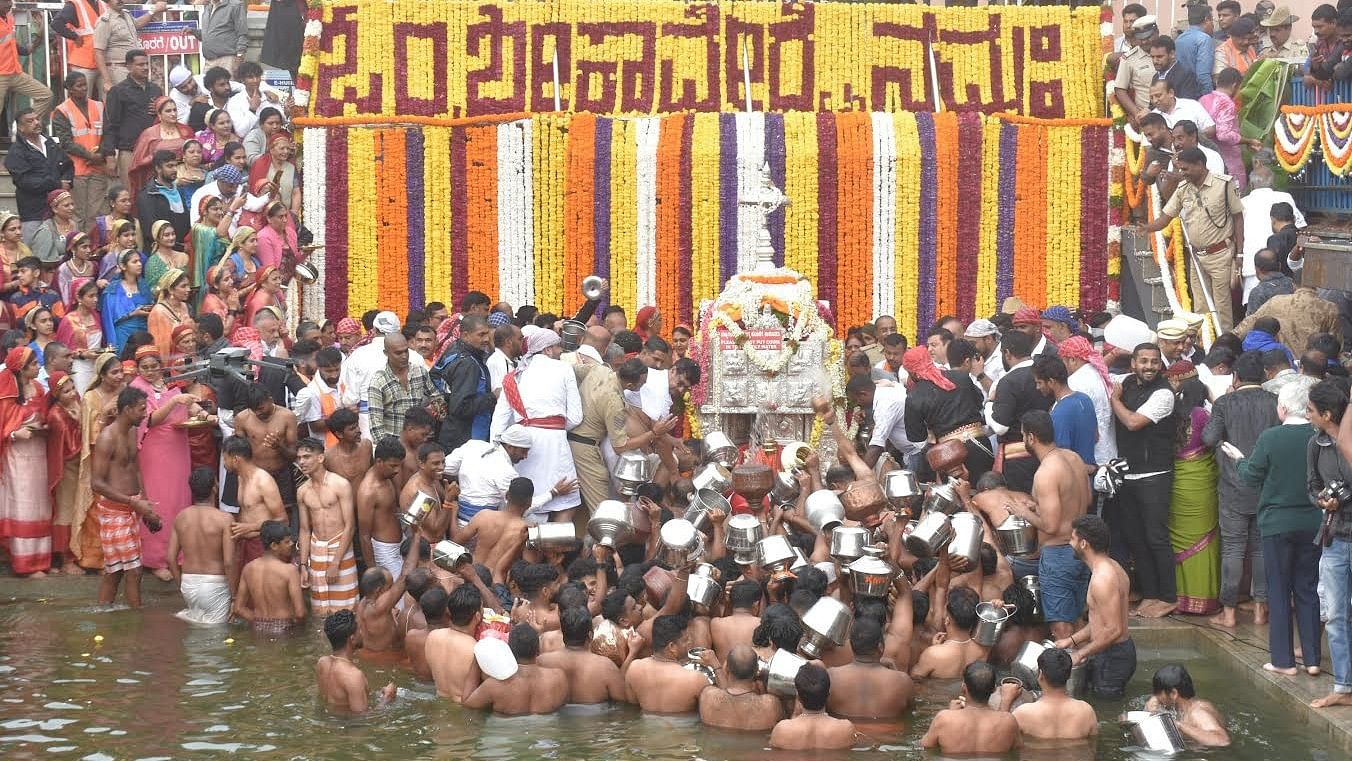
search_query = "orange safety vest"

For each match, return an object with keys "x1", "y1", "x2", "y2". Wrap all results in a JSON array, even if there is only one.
[
  {"x1": 0, "y1": 14, "x2": 19, "y2": 76},
  {"x1": 55, "y1": 97, "x2": 104, "y2": 176},
  {"x1": 1219, "y1": 39, "x2": 1255, "y2": 76},
  {"x1": 318, "y1": 386, "x2": 338, "y2": 448},
  {"x1": 64, "y1": 0, "x2": 106, "y2": 70}
]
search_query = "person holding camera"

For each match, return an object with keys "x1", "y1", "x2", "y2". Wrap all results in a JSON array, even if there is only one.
[{"x1": 1308, "y1": 377, "x2": 1352, "y2": 707}]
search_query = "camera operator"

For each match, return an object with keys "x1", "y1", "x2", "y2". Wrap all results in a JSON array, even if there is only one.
[{"x1": 1308, "y1": 377, "x2": 1352, "y2": 707}]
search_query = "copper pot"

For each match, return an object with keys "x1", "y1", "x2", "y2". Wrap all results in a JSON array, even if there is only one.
[
  {"x1": 926, "y1": 439, "x2": 968, "y2": 476},
  {"x1": 643, "y1": 566, "x2": 674, "y2": 605},
  {"x1": 732, "y1": 464, "x2": 775, "y2": 505},
  {"x1": 839, "y1": 479, "x2": 886, "y2": 521}
]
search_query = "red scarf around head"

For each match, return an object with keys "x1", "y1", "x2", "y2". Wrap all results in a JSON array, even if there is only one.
[{"x1": 901, "y1": 346, "x2": 955, "y2": 391}]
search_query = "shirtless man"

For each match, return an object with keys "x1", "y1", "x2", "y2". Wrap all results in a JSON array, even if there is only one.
[
  {"x1": 997, "y1": 647, "x2": 1098, "y2": 742},
  {"x1": 828, "y1": 618, "x2": 914, "y2": 719},
  {"x1": 1053, "y1": 515, "x2": 1136, "y2": 699},
  {"x1": 91, "y1": 387, "x2": 159, "y2": 608},
  {"x1": 223, "y1": 435, "x2": 286, "y2": 565},
  {"x1": 536, "y1": 606, "x2": 632, "y2": 704},
  {"x1": 1005, "y1": 410, "x2": 1092, "y2": 640},
  {"x1": 354, "y1": 534, "x2": 421, "y2": 656},
  {"x1": 769, "y1": 664, "x2": 857, "y2": 750},
  {"x1": 711, "y1": 580, "x2": 763, "y2": 663},
  {"x1": 167, "y1": 468, "x2": 236, "y2": 624},
  {"x1": 1145, "y1": 664, "x2": 1229, "y2": 747},
  {"x1": 405, "y1": 587, "x2": 448, "y2": 682},
  {"x1": 965, "y1": 472, "x2": 1042, "y2": 581},
  {"x1": 356, "y1": 436, "x2": 405, "y2": 573},
  {"x1": 233, "y1": 385, "x2": 300, "y2": 529},
  {"x1": 426, "y1": 583, "x2": 486, "y2": 702},
  {"x1": 463, "y1": 625, "x2": 569, "y2": 715},
  {"x1": 400, "y1": 442, "x2": 451, "y2": 546},
  {"x1": 324, "y1": 408, "x2": 372, "y2": 492},
  {"x1": 699, "y1": 645, "x2": 783, "y2": 731},
  {"x1": 911, "y1": 586, "x2": 987, "y2": 680},
  {"x1": 450, "y1": 476, "x2": 530, "y2": 584},
  {"x1": 296, "y1": 438, "x2": 357, "y2": 617},
  {"x1": 625, "y1": 614, "x2": 716, "y2": 714},
  {"x1": 316, "y1": 609, "x2": 396, "y2": 713},
  {"x1": 921, "y1": 661, "x2": 1021, "y2": 755},
  {"x1": 233, "y1": 520, "x2": 306, "y2": 635},
  {"x1": 396, "y1": 407, "x2": 436, "y2": 494}
]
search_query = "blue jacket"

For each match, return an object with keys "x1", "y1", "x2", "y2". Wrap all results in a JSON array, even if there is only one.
[{"x1": 1176, "y1": 26, "x2": 1216, "y2": 95}]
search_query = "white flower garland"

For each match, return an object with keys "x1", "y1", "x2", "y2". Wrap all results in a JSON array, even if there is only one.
[
  {"x1": 300, "y1": 127, "x2": 326, "y2": 319},
  {"x1": 635, "y1": 117, "x2": 660, "y2": 308},
  {"x1": 871, "y1": 112, "x2": 896, "y2": 318},
  {"x1": 498, "y1": 120, "x2": 533, "y2": 307}
]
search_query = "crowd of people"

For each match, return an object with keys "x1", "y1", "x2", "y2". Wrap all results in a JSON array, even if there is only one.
[{"x1": 0, "y1": 0, "x2": 1348, "y2": 751}]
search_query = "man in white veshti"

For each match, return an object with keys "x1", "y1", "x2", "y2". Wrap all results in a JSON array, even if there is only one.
[{"x1": 490, "y1": 328, "x2": 584, "y2": 524}]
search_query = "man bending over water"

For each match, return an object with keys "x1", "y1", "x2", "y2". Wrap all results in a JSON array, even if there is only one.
[
  {"x1": 316, "y1": 609, "x2": 396, "y2": 713},
  {"x1": 1145, "y1": 664, "x2": 1229, "y2": 747}
]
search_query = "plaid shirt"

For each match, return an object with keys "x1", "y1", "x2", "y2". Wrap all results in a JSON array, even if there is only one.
[{"x1": 367, "y1": 363, "x2": 435, "y2": 442}]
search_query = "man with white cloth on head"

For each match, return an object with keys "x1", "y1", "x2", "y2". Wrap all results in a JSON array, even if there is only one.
[
  {"x1": 444, "y1": 424, "x2": 578, "y2": 527},
  {"x1": 338, "y1": 311, "x2": 415, "y2": 440},
  {"x1": 491, "y1": 329, "x2": 584, "y2": 523}
]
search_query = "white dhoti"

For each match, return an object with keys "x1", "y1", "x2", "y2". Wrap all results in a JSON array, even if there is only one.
[
  {"x1": 176, "y1": 573, "x2": 232, "y2": 625},
  {"x1": 517, "y1": 427, "x2": 582, "y2": 516},
  {"x1": 372, "y1": 538, "x2": 404, "y2": 577},
  {"x1": 491, "y1": 353, "x2": 584, "y2": 516}
]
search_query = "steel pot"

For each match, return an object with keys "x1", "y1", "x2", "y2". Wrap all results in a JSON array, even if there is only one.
[
  {"x1": 614, "y1": 451, "x2": 654, "y2": 496},
  {"x1": 687, "y1": 572, "x2": 722, "y2": 608},
  {"x1": 756, "y1": 534, "x2": 797, "y2": 571},
  {"x1": 804, "y1": 490, "x2": 846, "y2": 534},
  {"x1": 1011, "y1": 639, "x2": 1072, "y2": 690},
  {"x1": 588, "y1": 500, "x2": 635, "y2": 547},
  {"x1": 560, "y1": 319, "x2": 587, "y2": 352},
  {"x1": 780, "y1": 441, "x2": 812, "y2": 473},
  {"x1": 691, "y1": 463, "x2": 733, "y2": 494},
  {"x1": 846, "y1": 555, "x2": 896, "y2": 598},
  {"x1": 763, "y1": 648, "x2": 808, "y2": 697},
  {"x1": 882, "y1": 470, "x2": 923, "y2": 513},
  {"x1": 659, "y1": 519, "x2": 704, "y2": 569},
  {"x1": 1020, "y1": 575, "x2": 1043, "y2": 621},
  {"x1": 973, "y1": 601, "x2": 1014, "y2": 647},
  {"x1": 732, "y1": 464, "x2": 775, "y2": 505},
  {"x1": 693, "y1": 562, "x2": 721, "y2": 580},
  {"x1": 839, "y1": 479, "x2": 887, "y2": 520},
  {"x1": 996, "y1": 513, "x2": 1039, "y2": 557},
  {"x1": 798, "y1": 596, "x2": 852, "y2": 659},
  {"x1": 790, "y1": 547, "x2": 810, "y2": 572},
  {"x1": 921, "y1": 481, "x2": 960, "y2": 515},
  {"x1": 1122, "y1": 712, "x2": 1187, "y2": 755},
  {"x1": 949, "y1": 512, "x2": 984, "y2": 567},
  {"x1": 430, "y1": 540, "x2": 471, "y2": 571},
  {"x1": 770, "y1": 471, "x2": 801, "y2": 506},
  {"x1": 1067, "y1": 658, "x2": 1087, "y2": 698},
  {"x1": 904, "y1": 511, "x2": 955, "y2": 558},
  {"x1": 829, "y1": 526, "x2": 871, "y2": 563},
  {"x1": 682, "y1": 648, "x2": 718, "y2": 685},
  {"x1": 399, "y1": 490, "x2": 439, "y2": 530},
  {"x1": 703, "y1": 431, "x2": 738, "y2": 468},
  {"x1": 527, "y1": 523, "x2": 579, "y2": 551},
  {"x1": 724, "y1": 513, "x2": 764, "y2": 565},
  {"x1": 292, "y1": 260, "x2": 319, "y2": 284},
  {"x1": 684, "y1": 488, "x2": 732, "y2": 532}
]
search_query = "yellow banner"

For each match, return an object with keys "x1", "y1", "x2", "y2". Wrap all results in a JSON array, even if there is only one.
[{"x1": 303, "y1": 1, "x2": 1105, "y2": 119}]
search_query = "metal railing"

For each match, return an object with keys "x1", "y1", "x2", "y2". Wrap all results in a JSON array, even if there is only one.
[{"x1": 1286, "y1": 76, "x2": 1352, "y2": 216}]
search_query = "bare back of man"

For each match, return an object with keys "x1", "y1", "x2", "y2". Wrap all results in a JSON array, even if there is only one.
[
  {"x1": 698, "y1": 686, "x2": 783, "y2": 731},
  {"x1": 466, "y1": 664, "x2": 569, "y2": 715},
  {"x1": 235, "y1": 556, "x2": 304, "y2": 628},
  {"x1": 625, "y1": 658, "x2": 710, "y2": 714},
  {"x1": 769, "y1": 713, "x2": 858, "y2": 750},
  {"x1": 171, "y1": 506, "x2": 234, "y2": 576},
  {"x1": 316, "y1": 656, "x2": 370, "y2": 712},
  {"x1": 537, "y1": 648, "x2": 628, "y2": 704},
  {"x1": 924, "y1": 706, "x2": 1021, "y2": 755},
  {"x1": 404, "y1": 625, "x2": 441, "y2": 682},
  {"x1": 455, "y1": 510, "x2": 526, "y2": 584},
  {"x1": 827, "y1": 662, "x2": 914, "y2": 719},
  {"x1": 710, "y1": 613, "x2": 760, "y2": 663},
  {"x1": 425, "y1": 627, "x2": 478, "y2": 701},
  {"x1": 911, "y1": 639, "x2": 987, "y2": 680},
  {"x1": 1012, "y1": 693, "x2": 1099, "y2": 741}
]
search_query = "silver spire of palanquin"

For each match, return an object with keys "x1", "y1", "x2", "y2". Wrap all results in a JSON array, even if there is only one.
[{"x1": 738, "y1": 162, "x2": 790, "y2": 272}]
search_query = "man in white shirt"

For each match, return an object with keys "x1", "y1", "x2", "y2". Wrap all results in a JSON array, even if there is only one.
[
  {"x1": 486, "y1": 323, "x2": 522, "y2": 396},
  {"x1": 166, "y1": 63, "x2": 242, "y2": 126},
  {"x1": 188, "y1": 164, "x2": 260, "y2": 233},
  {"x1": 490, "y1": 329, "x2": 584, "y2": 524},
  {"x1": 225, "y1": 60, "x2": 283, "y2": 138},
  {"x1": 1239, "y1": 166, "x2": 1305, "y2": 302},
  {"x1": 846, "y1": 375, "x2": 923, "y2": 469},
  {"x1": 1058, "y1": 336, "x2": 1117, "y2": 465},
  {"x1": 964, "y1": 319, "x2": 1005, "y2": 397},
  {"x1": 1171, "y1": 120, "x2": 1225, "y2": 175},
  {"x1": 1149, "y1": 78, "x2": 1216, "y2": 141},
  {"x1": 444, "y1": 425, "x2": 575, "y2": 526},
  {"x1": 292, "y1": 346, "x2": 343, "y2": 442}
]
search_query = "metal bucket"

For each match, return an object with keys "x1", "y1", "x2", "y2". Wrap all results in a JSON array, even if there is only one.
[
  {"x1": 804, "y1": 490, "x2": 846, "y2": 534},
  {"x1": 882, "y1": 469, "x2": 923, "y2": 513},
  {"x1": 724, "y1": 513, "x2": 764, "y2": 565},
  {"x1": 770, "y1": 471, "x2": 801, "y2": 506},
  {"x1": 430, "y1": 540, "x2": 471, "y2": 571},
  {"x1": 995, "y1": 513, "x2": 1038, "y2": 557},
  {"x1": 846, "y1": 555, "x2": 896, "y2": 598},
  {"x1": 973, "y1": 602, "x2": 1014, "y2": 647},
  {"x1": 1122, "y1": 712, "x2": 1187, "y2": 755},
  {"x1": 399, "y1": 490, "x2": 438, "y2": 530},
  {"x1": 684, "y1": 488, "x2": 732, "y2": 532},
  {"x1": 948, "y1": 512, "x2": 984, "y2": 567},
  {"x1": 691, "y1": 463, "x2": 733, "y2": 494},
  {"x1": 659, "y1": 519, "x2": 703, "y2": 569},
  {"x1": 798, "y1": 596, "x2": 852, "y2": 659},
  {"x1": 588, "y1": 500, "x2": 635, "y2": 547},
  {"x1": 703, "y1": 432, "x2": 738, "y2": 468},
  {"x1": 615, "y1": 451, "x2": 654, "y2": 496},
  {"x1": 829, "y1": 526, "x2": 871, "y2": 563},
  {"x1": 560, "y1": 319, "x2": 587, "y2": 352},
  {"x1": 1010, "y1": 639, "x2": 1052, "y2": 689},
  {"x1": 904, "y1": 511, "x2": 955, "y2": 558},
  {"x1": 686, "y1": 573, "x2": 722, "y2": 608},
  {"x1": 921, "y1": 481, "x2": 960, "y2": 515},
  {"x1": 764, "y1": 648, "x2": 808, "y2": 697},
  {"x1": 527, "y1": 523, "x2": 580, "y2": 550},
  {"x1": 1020, "y1": 575, "x2": 1043, "y2": 621},
  {"x1": 756, "y1": 534, "x2": 797, "y2": 571}
]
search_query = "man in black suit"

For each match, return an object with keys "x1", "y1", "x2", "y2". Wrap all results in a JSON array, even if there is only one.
[
  {"x1": 1150, "y1": 36, "x2": 1201, "y2": 100},
  {"x1": 984, "y1": 330, "x2": 1050, "y2": 492}
]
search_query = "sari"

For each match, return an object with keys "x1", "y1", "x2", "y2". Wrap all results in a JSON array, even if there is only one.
[
  {"x1": 130, "y1": 376, "x2": 191, "y2": 570},
  {"x1": 127, "y1": 121, "x2": 194, "y2": 202},
  {"x1": 143, "y1": 248, "x2": 187, "y2": 296},
  {"x1": 147, "y1": 300, "x2": 193, "y2": 359},
  {"x1": 195, "y1": 125, "x2": 233, "y2": 165},
  {"x1": 101, "y1": 278, "x2": 152, "y2": 354},
  {"x1": 55, "y1": 308, "x2": 104, "y2": 393},
  {"x1": 88, "y1": 215, "x2": 143, "y2": 256},
  {"x1": 45, "y1": 382, "x2": 82, "y2": 559},
  {"x1": 0, "y1": 365, "x2": 52, "y2": 575},
  {"x1": 1171, "y1": 404, "x2": 1222, "y2": 615},
  {"x1": 189, "y1": 222, "x2": 227, "y2": 300}
]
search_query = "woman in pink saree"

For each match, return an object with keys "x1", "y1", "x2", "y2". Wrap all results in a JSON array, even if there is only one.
[{"x1": 128, "y1": 344, "x2": 196, "y2": 581}]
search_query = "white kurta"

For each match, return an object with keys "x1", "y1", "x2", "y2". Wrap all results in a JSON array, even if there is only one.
[
  {"x1": 339, "y1": 337, "x2": 387, "y2": 440},
  {"x1": 1068, "y1": 363, "x2": 1117, "y2": 465},
  {"x1": 490, "y1": 355, "x2": 584, "y2": 514}
]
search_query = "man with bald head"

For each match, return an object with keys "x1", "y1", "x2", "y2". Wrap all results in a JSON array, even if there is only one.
[
  {"x1": 699, "y1": 645, "x2": 783, "y2": 730},
  {"x1": 367, "y1": 331, "x2": 436, "y2": 443}
]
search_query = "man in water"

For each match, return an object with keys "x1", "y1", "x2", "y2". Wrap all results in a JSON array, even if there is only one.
[
  {"x1": 1004, "y1": 410, "x2": 1091, "y2": 640},
  {"x1": 233, "y1": 520, "x2": 305, "y2": 635},
  {"x1": 997, "y1": 647, "x2": 1098, "y2": 742},
  {"x1": 404, "y1": 587, "x2": 448, "y2": 682},
  {"x1": 626, "y1": 613, "x2": 716, "y2": 714},
  {"x1": 911, "y1": 586, "x2": 986, "y2": 679},
  {"x1": 354, "y1": 535, "x2": 421, "y2": 656},
  {"x1": 426, "y1": 584, "x2": 485, "y2": 702},
  {"x1": 167, "y1": 467, "x2": 235, "y2": 624},
  {"x1": 223, "y1": 435, "x2": 286, "y2": 565},
  {"x1": 449, "y1": 476, "x2": 532, "y2": 585},
  {"x1": 536, "y1": 606, "x2": 633, "y2": 704},
  {"x1": 323, "y1": 408, "x2": 372, "y2": 494},
  {"x1": 921, "y1": 661, "x2": 1021, "y2": 755},
  {"x1": 1145, "y1": 664, "x2": 1230, "y2": 746},
  {"x1": 233, "y1": 385, "x2": 300, "y2": 529},
  {"x1": 400, "y1": 442, "x2": 451, "y2": 546},
  {"x1": 698, "y1": 645, "x2": 782, "y2": 731},
  {"x1": 711, "y1": 580, "x2": 763, "y2": 663},
  {"x1": 315, "y1": 609, "x2": 396, "y2": 713},
  {"x1": 828, "y1": 618, "x2": 914, "y2": 719},
  {"x1": 296, "y1": 437, "x2": 357, "y2": 617},
  {"x1": 355, "y1": 435, "x2": 405, "y2": 574},
  {"x1": 769, "y1": 664, "x2": 857, "y2": 750},
  {"x1": 92, "y1": 386, "x2": 159, "y2": 608},
  {"x1": 463, "y1": 625, "x2": 569, "y2": 715},
  {"x1": 1055, "y1": 515, "x2": 1136, "y2": 698}
]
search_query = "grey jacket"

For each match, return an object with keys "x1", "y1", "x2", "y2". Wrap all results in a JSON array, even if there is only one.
[
  {"x1": 1307, "y1": 430, "x2": 1352, "y2": 543},
  {"x1": 194, "y1": 0, "x2": 248, "y2": 59},
  {"x1": 1201, "y1": 385, "x2": 1280, "y2": 510}
]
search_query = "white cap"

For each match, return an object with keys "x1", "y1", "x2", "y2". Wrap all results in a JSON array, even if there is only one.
[
  {"x1": 372, "y1": 311, "x2": 401, "y2": 335},
  {"x1": 1103, "y1": 314, "x2": 1155, "y2": 350},
  {"x1": 499, "y1": 424, "x2": 533, "y2": 449},
  {"x1": 168, "y1": 64, "x2": 193, "y2": 89},
  {"x1": 474, "y1": 637, "x2": 519, "y2": 681},
  {"x1": 964, "y1": 318, "x2": 1000, "y2": 339}
]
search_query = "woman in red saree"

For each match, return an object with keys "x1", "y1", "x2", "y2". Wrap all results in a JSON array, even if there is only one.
[
  {"x1": 169, "y1": 324, "x2": 218, "y2": 472},
  {"x1": 127, "y1": 97, "x2": 194, "y2": 202},
  {"x1": 44, "y1": 371, "x2": 82, "y2": 575},
  {"x1": 241, "y1": 265, "x2": 284, "y2": 328},
  {"x1": 0, "y1": 347, "x2": 54, "y2": 577},
  {"x1": 248, "y1": 129, "x2": 301, "y2": 217}
]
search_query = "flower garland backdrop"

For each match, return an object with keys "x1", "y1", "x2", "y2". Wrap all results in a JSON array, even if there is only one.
[
  {"x1": 300, "y1": 111, "x2": 1115, "y2": 339},
  {"x1": 295, "y1": 0, "x2": 1104, "y2": 120}
]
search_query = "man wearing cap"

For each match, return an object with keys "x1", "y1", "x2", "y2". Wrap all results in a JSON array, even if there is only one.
[
  {"x1": 1113, "y1": 15, "x2": 1160, "y2": 125},
  {"x1": 1040, "y1": 306, "x2": 1080, "y2": 349},
  {"x1": 188, "y1": 162, "x2": 247, "y2": 230},
  {"x1": 1261, "y1": 7, "x2": 1308, "y2": 60},
  {"x1": 1215, "y1": 17, "x2": 1259, "y2": 77},
  {"x1": 445, "y1": 424, "x2": 577, "y2": 526},
  {"x1": 491, "y1": 329, "x2": 584, "y2": 524},
  {"x1": 964, "y1": 319, "x2": 1004, "y2": 395},
  {"x1": 1011, "y1": 307, "x2": 1057, "y2": 358},
  {"x1": 1175, "y1": 3, "x2": 1217, "y2": 95},
  {"x1": 193, "y1": 0, "x2": 248, "y2": 74},
  {"x1": 1059, "y1": 336, "x2": 1117, "y2": 465},
  {"x1": 1141, "y1": 147, "x2": 1244, "y2": 331},
  {"x1": 1154, "y1": 319, "x2": 1189, "y2": 368},
  {"x1": 339, "y1": 311, "x2": 407, "y2": 440}
]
